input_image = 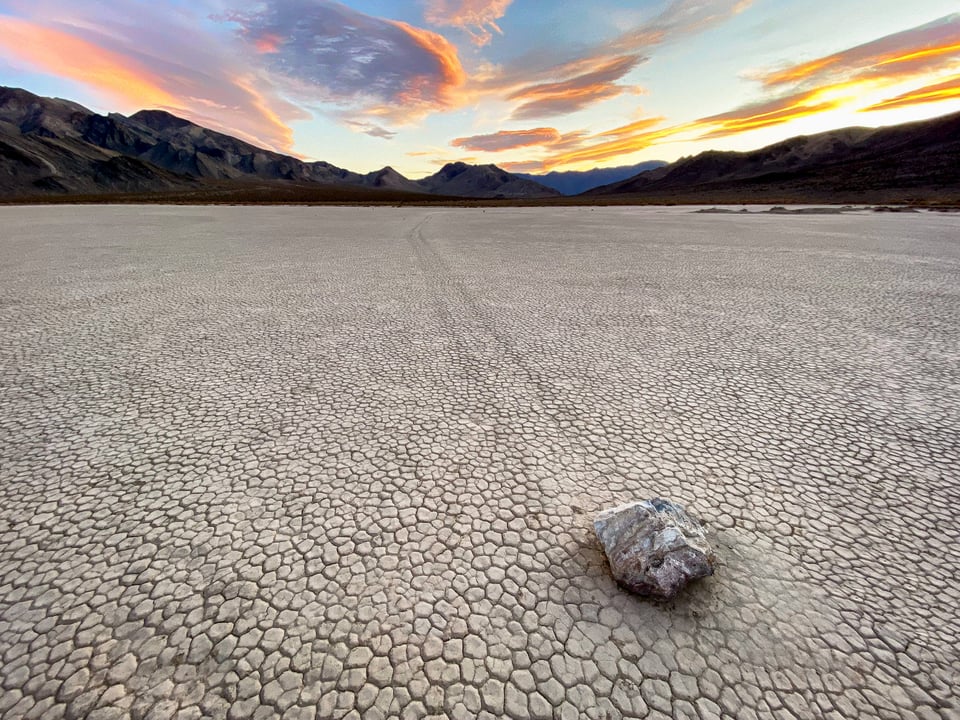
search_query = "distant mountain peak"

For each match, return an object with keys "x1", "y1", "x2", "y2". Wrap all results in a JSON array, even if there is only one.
[
  {"x1": 129, "y1": 109, "x2": 196, "y2": 131},
  {"x1": 418, "y1": 161, "x2": 559, "y2": 198},
  {"x1": 435, "y1": 161, "x2": 471, "y2": 178},
  {"x1": 516, "y1": 161, "x2": 667, "y2": 195}
]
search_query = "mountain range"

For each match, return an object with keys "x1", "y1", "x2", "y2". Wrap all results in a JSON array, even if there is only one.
[
  {"x1": 0, "y1": 86, "x2": 558, "y2": 200},
  {"x1": 516, "y1": 162, "x2": 666, "y2": 196},
  {"x1": 1, "y1": 85, "x2": 959, "y2": 204},
  {"x1": 587, "y1": 112, "x2": 960, "y2": 203}
]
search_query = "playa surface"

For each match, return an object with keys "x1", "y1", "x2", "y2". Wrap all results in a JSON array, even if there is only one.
[{"x1": 1, "y1": 206, "x2": 957, "y2": 720}]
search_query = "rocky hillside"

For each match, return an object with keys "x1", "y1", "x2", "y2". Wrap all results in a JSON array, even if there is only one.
[
  {"x1": 587, "y1": 113, "x2": 960, "y2": 202},
  {"x1": 417, "y1": 162, "x2": 560, "y2": 199},
  {"x1": 0, "y1": 88, "x2": 194, "y2": 195},
  {"x1": 0, "y1": 86, "x2": 558, "y2": 199}
]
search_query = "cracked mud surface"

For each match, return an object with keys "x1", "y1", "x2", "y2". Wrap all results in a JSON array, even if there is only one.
[{"x1": 1, "y1": 206, "x2": 958, "y2": 720}]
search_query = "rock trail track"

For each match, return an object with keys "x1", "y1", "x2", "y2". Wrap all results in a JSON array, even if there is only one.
[{"x1": 0, "y1": 205, "x2": 958, "y2": 720}]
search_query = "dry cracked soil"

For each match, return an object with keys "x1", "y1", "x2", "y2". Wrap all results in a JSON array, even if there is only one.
[{"x1": 0, "y1": 206, "x2": 958, "y2": 720}]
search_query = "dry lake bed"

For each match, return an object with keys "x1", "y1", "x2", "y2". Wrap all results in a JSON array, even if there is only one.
[{"x1": 0, "y1": 205, "x2": 958, "y2": 720}]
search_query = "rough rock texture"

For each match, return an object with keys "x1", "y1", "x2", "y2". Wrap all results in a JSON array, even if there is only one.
[{"x1": 595, "y1": 499, "x2": 715, "y2": 600}]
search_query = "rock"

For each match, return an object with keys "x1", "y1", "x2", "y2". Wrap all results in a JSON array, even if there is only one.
[{"x1": 594, "y1": 498, "x2": 715, "y2": 600}]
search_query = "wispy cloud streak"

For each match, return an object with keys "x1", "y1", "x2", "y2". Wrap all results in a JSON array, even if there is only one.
[
  {"x1": 761, "y1": 14, "x2": 960, "y2": 89},
  {"x1": 0, "y1": 15, "x2": 178, "y2": 110},
  {"x1": 452, "y1": 128, "x2": 561, "y2": 152},
  {"x1": 865, "y1": 75, "x2": 960, "y2": 111},
  {"x1": 506, "y1": 55, "x2": 643, "y2": 120}
]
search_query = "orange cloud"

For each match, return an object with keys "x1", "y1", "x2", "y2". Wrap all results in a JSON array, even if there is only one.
[
  {"x1": 864, "y1": 75, "x2": 960, "y2": 112},
  {"x1": 452, "y1": 128, "x2": 562, "y2": 152},
  {"x1": 424, "y1": 0, "x2": 513, "y2": 46},
  {"x1": 470, "y1": 0, "x2": 753, "y2": 121},
  {"x1": 597, "y1": 116, "x2": 665, "y2": 138},
  {"x1": 513, "y1": 85, "x2": 852, "y2": 171},
  {"x1": 539, "y1": 122, "x2": 692, "y2": 171},
  {"x1": 230, "y1": 76, "x2": 297, "y2": 151},
  {"x1": 253, "y1": 33, "x2": 284, "y2": 54},
  {"x1": 697, "y1": 89, "x2": 847, "y2": 139},
  {"x1": 530, "y1": 14, "x2": 960, "y2": 172},
  {"x1": 228, "y1": 1, "x2": 469, "y2": 132},
  {"x1": 0, "y1": 16, "x2": 178, "y2": 110},
  {"x1": 762, "y1": 58, "x2": 841, "y2": 87},
  {"x1": 388, "y1": 20, "x2": 467, "y2": 110},
  {"x1": 525, "y1": 85, "x2": 859, "y2": 171},
  {"x1": 500, "y1": 160, "x2": 551, "y2": 173},
  {"x1": 762, "y1": 13, "x2": 960, "y2": 89},
  {"x1": 0, "y1": 15, "x2": 302, "y2": 152},
  {"x1": 506, "y1": 55, "x2": 642, "y2": 120},
  {"x1": 875, "y1": 42, "x2": 960, "y2": 68}
]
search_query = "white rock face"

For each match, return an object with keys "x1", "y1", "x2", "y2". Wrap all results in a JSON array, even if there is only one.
[{"x1": 595, "y1": 499, "x2": 715, "y2": 600}]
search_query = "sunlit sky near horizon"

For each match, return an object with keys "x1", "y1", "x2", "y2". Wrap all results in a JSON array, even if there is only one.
[{"x1": 1, "y1": 1, "x2": 959, "y2": 177}]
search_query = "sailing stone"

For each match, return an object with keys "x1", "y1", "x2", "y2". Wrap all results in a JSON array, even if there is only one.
[{"x1": 594, "y1": 498, "x2": 715, "y2": 600}]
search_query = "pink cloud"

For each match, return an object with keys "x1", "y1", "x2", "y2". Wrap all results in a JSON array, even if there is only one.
[
  {"x1": 424, "y1": 0, "x2": 513, "y2": 46},
  {"x1": 0, "y1": 11, "x2": 304, "y2": 152},
  {"x1": 451, "y1": 128, "x2": 562, "y2": 152}
]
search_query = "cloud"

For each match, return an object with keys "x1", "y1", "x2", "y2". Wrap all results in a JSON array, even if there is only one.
[
  {"x1": 0, "y1": 0, "x2": 472, "y2": 150},
  {"x1": 499, "y1": 160, "x2": 549, "y2": 173},
  {"x1": 343, "y1": 119, "x2": 398, "y2": 139},
  {"x1": 474, "y1": 0, "x2": 754, "y2": 120},
  {"x1": 608, "y1": 0, "x2": 755, "y2": 55},
  {"x1": 596, "y1": 115, "x2": 665, "y2": 138},
  {"x1": 0, "y1": 15, "x2": 179, "y2": 110},
  {"x1": 522, "y1": 86, "x2": 859, "y2": 171},
  {"x1": 761, "y1": 13, "x2": 960, "y2": 89},
  {"x1": 523, "y1": 12, "x2": 960, "y2": 172},
  {"x1": 695, "y1": 89, "x2": 846, "y2": 138},
  {"x1": 452, "y1": 127, "x2": 561, "y2": 152},
  {"x1": 507, "y1": 55, "x2": 643, "y2": 120},
  {"x1": 532, "y1": 120, "x2": 689, "y2": 171},
  {"x1": 0, "y1": 10, "x2": 302, "y2": 151},
  {"x1": 424, "y1": 0, "x2": 513, "y2": 46},
  {"x1": 227, "y1": 0, "x2": 466, "y2": 124},
  {"x1": 864, "y1": 75, "x2": 960, "y2": 112},
  {"x1": 447, "y1": 119, "x2": 659, "y2": 171}
]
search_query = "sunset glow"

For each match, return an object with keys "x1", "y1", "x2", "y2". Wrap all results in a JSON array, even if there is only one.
[
  {"x1": 0, "y1": 16, "x2": 179, "y2": 111},
  {"x1": 0, "y1": 1, "x2": 958, "y2": 175}
]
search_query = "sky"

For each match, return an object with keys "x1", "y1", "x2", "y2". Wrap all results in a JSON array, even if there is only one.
[{"x1": 1, "y1": 1, "x2": 959, "y2": 177}]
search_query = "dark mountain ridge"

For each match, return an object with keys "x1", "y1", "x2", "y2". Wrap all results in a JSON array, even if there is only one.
[
  {"x1": 0, "y1": 88, "x2": 195, "y2": 195},
  {"x1": 587, "y1": 113, "x2": 960, "y2": 202},
  {"x1": 517, "y1": 161, "x2": 667, "y2": 195},
  {"x1": 0, "y1": 86, "x2": 558, "y2": 199},
  {"x1": 419, "y1": 161, "x2": 560, "y2": 198},
  {"x1": 3, "y1": 85, "x2": 958, "y2": 203}
]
